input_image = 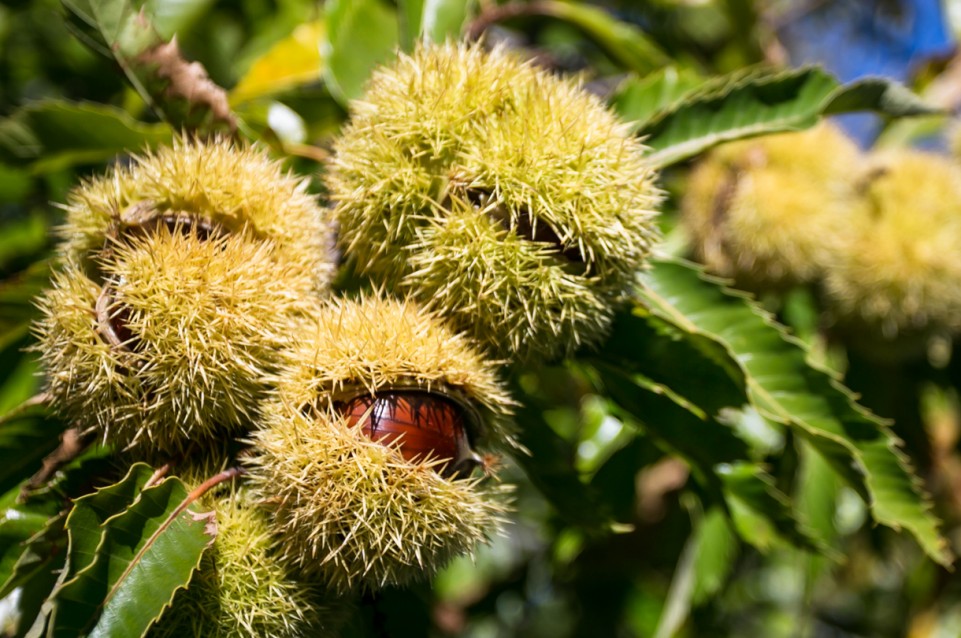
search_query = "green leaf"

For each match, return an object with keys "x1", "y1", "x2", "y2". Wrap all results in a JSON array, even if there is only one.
[
  {"x1": 0, "y1": 334, "x2": 40, "y2": 419},
  {"x1": 145, "y1": 0, "x2": 215, "y2": 39},
  {"x1": 593, "y1": 363, "x2": 818, "y2": 552},
  {"x1": 539, "y1": 1, "x2": 669, "y2": 74},
  {"x1": 653, "y1": 505, "x2": 738, "y2": 638},
  {"x1": 398, "y1": 0, "x2": 472, "y2": 48},
  {"x1": 49, "y1": 463, "x2": 215, "y2": 638},
  {"x1": 0, "y1": 211, "x2": 48, "y2": 271},
  {"x1": 611, "y1": 67, "x2": 704, "y2": 127},
  {"x1": 0, "y1": 101, "x2": 172, "y2": 171},
  {"x1": 689, "y1": 507, "x2": 738, "y2": 606},
  {"x1": 637, "y1": 258, "x2": 950, "y2": 566},
  {"x1": 0, "y1": 445, "x2": 117, "y2": 621},
  {"x1": 0, "y1": 397, "x2": 64, "y2": 499},
  {"x1": 588, "y1": 435, "x2": 655, "y2": 523},
  {"x1": 0, "y1": 505, "x2": 62, "y2": 594},
  {"x1": 61, "y1": 0, "x2": 158, "y2": 60},
  {"x1": 0, "y1": 259, "x2": 51, "y2": 336},
  {"x1": 511, "y1": 400, "x2": 616, "y2": 530},
  {"x1": 592, "y1": 362, "x2": 749, "y2": 477},
  {"x1": 631, "y1": 66, "x2": 938, "y2": 167},
  {"x1": 229, "y1": 20, "x2": 327, "y2": 105},
  {"x1": 718, "y1": 462, "x2": 820, "y2": 553},
  {"x1": 61, "y1": 0, "x2": 235, "y2": 133},
  {"x1": 0, "y1": 165, "x2": 33, "y2": 203},
  {"x1": 0, "y1": 511, "x2": 67, "y2": 603},
  {"x1": 598, "y1": 307, "x2": 746, "y2": 418},
  {"x1": 324, "y1": 0, "x2": 399, "y2": 106},
  {"x1": 795, "y1": 439, "x2": 843, "y2": 545}
]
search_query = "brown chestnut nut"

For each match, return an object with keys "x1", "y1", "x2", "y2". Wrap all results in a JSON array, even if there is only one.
[{"x1": 337, "y1": 390, "x2": 482, "y2": 478}]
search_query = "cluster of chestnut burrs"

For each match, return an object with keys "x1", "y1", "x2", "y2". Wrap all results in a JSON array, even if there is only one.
[{"x1": 34, "y1": 42, "x2": 660, "y2": 636}]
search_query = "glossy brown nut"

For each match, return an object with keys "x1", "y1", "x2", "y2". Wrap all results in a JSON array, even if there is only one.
[{"x1": 337, "y1": 390, "x2": 482, "y2": 478}]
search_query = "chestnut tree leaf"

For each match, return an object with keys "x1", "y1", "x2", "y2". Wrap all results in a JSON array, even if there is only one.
[
  {"x1": 591, "y1": 362, "x2": 821, "y2": 553},
  {"x1": 0, "y1": 397, "x2": 63, "y2": 499},
  {"x1": 324, "y1": 0, "x2": 398, "y2": 106},
  {"x1": 0, "y1": 101, "x2": 172, "y2": 171},
  {"x1": 0, "y1": 512, "x2": 67, "y2": 638},
  {"x1": 47, "y1": 463, "x2": 215, "y2": 638},
  {"x1": 229, "y1": 19, "x2": 327, "y2": 105},
  {"x1": 537, "y1": 1, "x2": 670, "y2": 74},
  {"x1": 61, "y1": 0, "x2": 235, "y2": 133},
  {"x1": 621, "y1": 66, "x2": 939, "y2": 167},
  {"x1": 653, "y1": 505, "x2": 739, "y2": 638},
  {"x1": 636, "y1": 257, "x2": 950, "y2": 567},
  {"x1": 398, "y1": 0, "x2": 472, "y2": 49}
]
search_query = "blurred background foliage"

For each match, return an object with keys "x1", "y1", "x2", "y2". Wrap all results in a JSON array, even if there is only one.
[{"x1": 4, "y1": 0, "x2": 961, "y2": 637}]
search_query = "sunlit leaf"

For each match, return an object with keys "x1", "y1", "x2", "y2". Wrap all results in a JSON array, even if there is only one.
[
  {"x1": 61, "y1": 0, "x2": 235, "y2": 133},
  {"x1": 398, "y1": 0, "x2": 472, "y2": 48},
  {"x1": 230, "y1": 20, "x2": 326, "y2": 105},
  {"x1": 48, "y1": 463, "x2": 215, "y2": 637},
  {"x1": 629, "y1": 66, "x2": 937, "y2": 167},
  {"x1": 637, "y1": 258, "x2": 950, "y2": 566},
  {"x1": 611, "y1": 66, "x2": 704, "y2": 127}
]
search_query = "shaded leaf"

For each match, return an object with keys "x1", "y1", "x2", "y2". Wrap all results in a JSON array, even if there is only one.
[
  {"x1": 631, "y1": 66, "x2": 938, "y2": 167},
  {"x1": 0, "y1": 511, "x2": 67, "y2": 603},
  {"x1": 0, "y1": 338, "x2": 40, "y2": 423},
  {"x1": 689, "y1": 506, "x2": 738, "y2": 606},
  {"x1": 49, "y1": 463, "x2": 215, "y2": 637},
  {"x1": 145, "y1": 0, "x2": 215, "y2": 39},
  {"x1": 795, "y1": 439, "x2": 843, "y2": 545},
  {"x1": 637, "y1": 258, "x2": 950, "y2": 566},
  {"x1": 61, "y1": 0, "x2": 158, "y2": 60},
  {"x1": 592, "y1": 362, "x2": 749, "y2": 476},
  {"x1": 324, "y1": 0, "x2": 399, "y2": 106},
  {"x1": 0, "y1": 398, "x2": 64, "y2": 500},
  {"x1": 0, "y1": 212, "x2": 48, "y2": 272},
  {"x1": 511, "y1": 400, "x2": 616, "y2": 530},
  {"x1": 653, "y1": 505, "x2": 738, "y2": 638},
  {"x1": 0, "y1": 506, "x2": 61, "y2": 593},
  {"x1": 588, "y1": 435, "x2": 654, "y2": 523},
  {"x1": 0, "y1": 260, "x2": 51, "y2": 345},
  {"x1": 0, "y1": 101, "x2": 172, "y2": 170},
  {"x1": 598, "y1": 307, "x2": 746, "y2": 418},
  {"x1": 0, "y1": 165, "x2": 33, "y2": 203},
  {"x1": 718, "y1": 462, "x2": 820, "y2": 553},
  {"x1": 593, "y1": 363, "x2": 818, "y2": 552}
]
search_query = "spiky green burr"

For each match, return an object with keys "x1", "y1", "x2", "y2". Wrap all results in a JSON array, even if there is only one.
[
  {"x1": 35, "y1": 227, "x2": 318, "y2": 454},
  {"x1": 824, "y1": 148, "x2": 961, "y2": 339},
  {"x1": 151, "y1": 485, "x2": 347, "y2": 638},
  {"x1": 246, "y1": 295, "x2": 513, "y2": 592},
  {"x1": 327, "y1": 42, "x2": 660, "y2": 362},
  {"x1": 682, "y1": 122, "x2": 864, "y2": 289},
  {"x1": 59, "y1": 138, "x2": 336, "y2": 291}
]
